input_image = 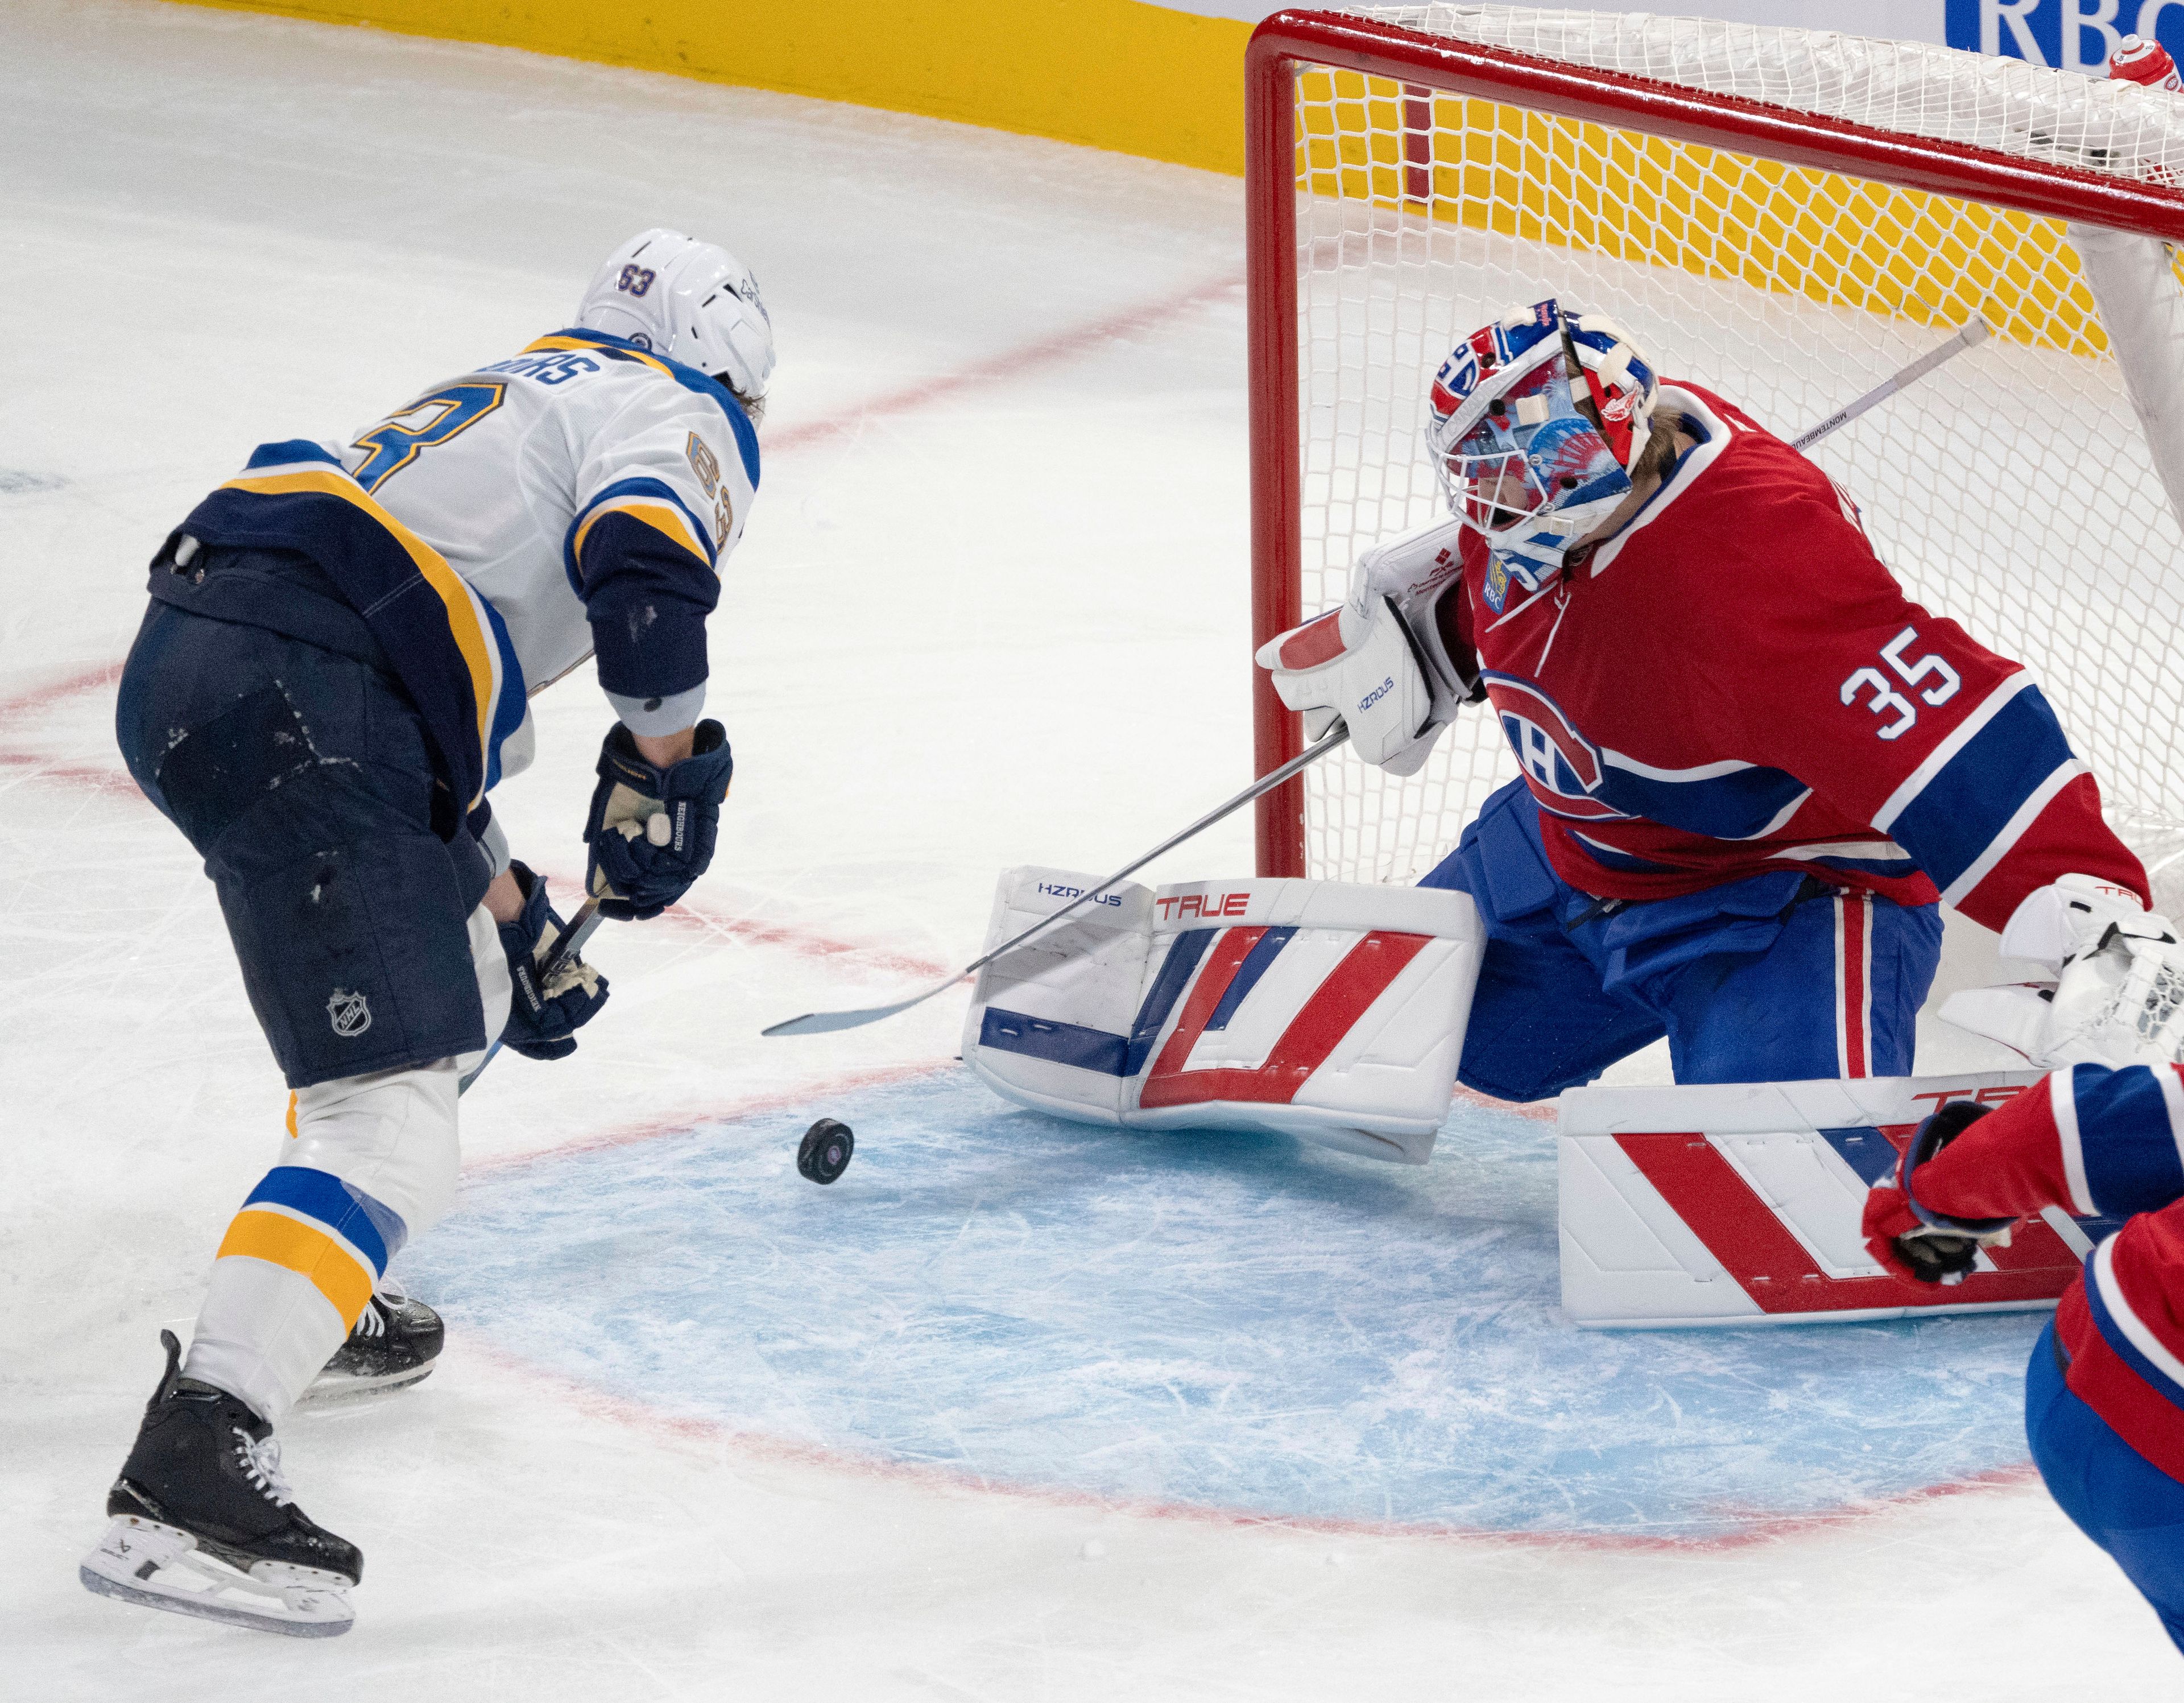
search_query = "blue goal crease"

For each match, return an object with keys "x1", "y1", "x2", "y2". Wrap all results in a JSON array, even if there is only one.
[{"x1": 406, "y1": 1069, "x2": 2045, "y2": 1540}]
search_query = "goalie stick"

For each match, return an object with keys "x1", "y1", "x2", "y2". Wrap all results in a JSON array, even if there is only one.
[
  {"x1": 760, "y1": 317, "x2": 1993, "y2": 1040},
  {"x1": 762, "y1": 726, "x2": 1352, "y2": 1037},
  {"x1": 1790, "y1": 313, "x2": 1991, "y2": 452}
]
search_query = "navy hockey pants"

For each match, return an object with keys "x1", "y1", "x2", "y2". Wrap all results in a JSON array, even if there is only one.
[
  {"x1": 1419, "y1": 780, "x2": 1943, "y2": 1103},
  {"x1": 115, "y1": 601, "x2": 493, "y2": 1088},
  {"x1": 2029, "y1": 1320, "x2": 2184, "y2": 1655}
]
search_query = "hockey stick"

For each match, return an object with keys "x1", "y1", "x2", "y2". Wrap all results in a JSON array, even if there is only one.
[
  {"x1": 456, "y1": 896, "x2": 604, "y2": 1095},
  {"x1": 1790, "y1": 314, "x2": 1991, "y2": 452},
  {"x1": 762, "y1": 725, "x2": 1352, "y2": 1037},
  {"x1": 2038, "y1": 1203, "x2": 2098, "y2": 1260},
  {"x1": 760, "y1": 319, "x2": 1991, "y2": 1040}
]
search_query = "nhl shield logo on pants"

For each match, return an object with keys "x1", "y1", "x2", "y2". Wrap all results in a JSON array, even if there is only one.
[{"x1": 326, "y1": 989, "x2": 372, "y2": 1038}]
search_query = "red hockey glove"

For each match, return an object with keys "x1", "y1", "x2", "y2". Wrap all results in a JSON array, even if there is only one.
[{"x1": 1862, "y1": 1100, "x2": 2018, "y2": 1285}]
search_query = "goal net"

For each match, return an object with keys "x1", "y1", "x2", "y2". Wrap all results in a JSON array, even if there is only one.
[{"x1": 1247, "y1": 6, "x2": 2184, "y2": 894}]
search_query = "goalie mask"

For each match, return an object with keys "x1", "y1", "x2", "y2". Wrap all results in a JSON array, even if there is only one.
[
  {"x1": 1425, "y1": 299, "x2": 1658, "y2": 593},
  {"x1": 577, "y1": 228, "x2": 776, "y2": 418}
]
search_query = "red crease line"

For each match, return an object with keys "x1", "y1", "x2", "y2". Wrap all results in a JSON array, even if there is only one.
[
  {"x1": 470, "y1": 1340, "x2": 2042, "y2": 1555},
  {"x1": 0, "y1": 661, "x2": 121, "y2": 721},
  {"x1": 0, "y1": 275, "x2": 1243, "y2": 737},
  {"x1": 764, "y1": 272, "x2": 1243, "y2": 452},
  {"x1": 461, "y1": 1058, "x2": 956, "y2": 1174}
]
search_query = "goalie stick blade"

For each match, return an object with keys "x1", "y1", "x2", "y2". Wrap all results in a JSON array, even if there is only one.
[{"x1": 761, "y1": 977, "x2": 963, "y2": 1036}]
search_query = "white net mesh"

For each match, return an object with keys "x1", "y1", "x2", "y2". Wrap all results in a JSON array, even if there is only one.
[{"x1": 1290, "y1": 6, "x2": 2184, "y2": 887}]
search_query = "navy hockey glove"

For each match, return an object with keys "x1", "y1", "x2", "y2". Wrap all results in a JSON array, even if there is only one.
[
  {"x1": 584, "y1": 720, "x2": 733, "y2": 921},
  {"x1": 498, "y1": 862, "x2": 609, "y2": 1060}
]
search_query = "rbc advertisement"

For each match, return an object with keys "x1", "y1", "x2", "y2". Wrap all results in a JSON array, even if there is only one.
[{"x1": 1946, "y1": 0, "x2": 2184, "y2": 69}]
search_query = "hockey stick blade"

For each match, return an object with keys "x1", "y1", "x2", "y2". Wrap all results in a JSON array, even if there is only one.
[
  {"x1": 762, "y1": 725, "x2": 1351, "y2": 1037},
  {"x1": 760, "y1": 978, "x2": 967, "y2": 1037}
]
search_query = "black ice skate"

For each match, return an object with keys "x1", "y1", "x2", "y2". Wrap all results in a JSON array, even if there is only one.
[
  {"x1": 78, "y1": 1330, "x2": 361, "y2": 1637},
  {"x1": 303, "y1": 1278, "x2": 444, "y2": 1400}
]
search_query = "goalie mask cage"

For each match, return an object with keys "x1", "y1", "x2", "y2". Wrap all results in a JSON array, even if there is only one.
[{"x1": 1247, "y1": 6, "x2": 2184, "y2": 888}]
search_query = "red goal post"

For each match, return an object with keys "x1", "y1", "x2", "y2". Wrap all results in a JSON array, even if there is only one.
[{"x1": 1246, "y1": 9, "x2": 2184, "y2": 884}]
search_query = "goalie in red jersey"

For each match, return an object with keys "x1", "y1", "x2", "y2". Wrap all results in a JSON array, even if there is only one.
[{"x1": 1261, "y1": 297, "x2": 2156, "y2": 1100}]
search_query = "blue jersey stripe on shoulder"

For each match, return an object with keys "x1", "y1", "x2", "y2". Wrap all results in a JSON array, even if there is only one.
[
  {"x1": 1885, "y1": 685, "x2": 2077, "y2": 891},
  {"x1": 543, "y1": 328, "x2": 761, "y2": 490},
  {"x1": 246, "y1": 439, "x2": 341, "y2": 470},
  {"x1": 2072, "y1": 1064, "x2": 2184, "y2": 1215},
  {"x1": 242, "y1": 1166, "x2": 398, "y2": 1273}
]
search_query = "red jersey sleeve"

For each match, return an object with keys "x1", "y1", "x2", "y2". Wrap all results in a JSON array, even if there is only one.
[{"x1": 1690, "y1": 445, "x2": 2142, "y2": 929}]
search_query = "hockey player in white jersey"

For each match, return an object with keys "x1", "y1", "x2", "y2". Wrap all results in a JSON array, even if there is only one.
[{"x1": 82, "y1": 229, "x2": 772, "y2": 1636}]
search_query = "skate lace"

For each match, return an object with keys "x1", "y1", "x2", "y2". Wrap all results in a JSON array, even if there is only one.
[
  {"x1": 234, "y1": 1429, "x2": 296, "y2": 1506},
  {"x1": 353, "y1": 1275, "x2": 409, "y2": 1340}
]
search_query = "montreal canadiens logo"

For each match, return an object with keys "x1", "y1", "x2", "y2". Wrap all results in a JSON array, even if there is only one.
[
  {"x1": 1430, "y1": 347, "x2": 1478, "y2": 419},
  {"x1": 1483, "y1": 674, "x2": 1630, "y2": 821}
]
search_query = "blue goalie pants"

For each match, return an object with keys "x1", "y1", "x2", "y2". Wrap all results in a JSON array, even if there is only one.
[
  {"x1": 1418, "y1": 780, "x2": 1943, "y2": 1102},
  {"x1": 2028, "y1": 1321, "x2": 2184, "y2": 1655},
  {"x1": 115, "y1": 597, "x2": 494, "y2": 1088}
]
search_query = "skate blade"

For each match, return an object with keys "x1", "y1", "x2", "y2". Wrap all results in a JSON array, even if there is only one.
[
  {"x1": 79, "y1": 1517, "x2": 354, "y2": 1638},
  {"x1": 299, "y1": 1362, "x2": 435, "y2": 1403}
]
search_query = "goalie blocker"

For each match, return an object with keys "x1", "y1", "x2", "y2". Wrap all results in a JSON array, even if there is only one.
[{"x1": 963, "y1": 867, "x2": 1484, "y2": 1165}]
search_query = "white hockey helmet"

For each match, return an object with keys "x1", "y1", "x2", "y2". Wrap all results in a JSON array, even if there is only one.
[
  {"x1": 576, "y1": 228, "x2": 775, "y2": 414},
  {"x1": 1425, "y1": 299, "x2": 1659, "y2": 593}
]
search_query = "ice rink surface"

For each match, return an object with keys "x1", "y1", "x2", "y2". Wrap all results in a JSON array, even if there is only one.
[{"x1": 1, "y1": 1, "x2": 2175, "y2": 1693}]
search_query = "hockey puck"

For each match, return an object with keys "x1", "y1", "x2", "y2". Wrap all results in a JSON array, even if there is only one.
[{"x1": 797, "y1": 1118, "x2": 854, "y2": 1185}]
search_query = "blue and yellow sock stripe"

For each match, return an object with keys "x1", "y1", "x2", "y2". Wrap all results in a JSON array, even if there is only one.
[{"x1": 214, "y1": 1166, "x2": 406, "y2": 1328}]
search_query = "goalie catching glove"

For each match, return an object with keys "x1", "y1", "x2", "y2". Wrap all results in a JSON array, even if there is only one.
[
  {"x1": 1257, "y1": 516, "x2": 1482, "y2": 776},
  {"x1": 1939, "y1": 874, "x2": 2184, "y2": 1069},
  {"x1": 585, "y1": 720, "x2": 734, "y2": 921},
  {"x1": 497, "y1": 862, "x2": 609, "y2": 1060}
]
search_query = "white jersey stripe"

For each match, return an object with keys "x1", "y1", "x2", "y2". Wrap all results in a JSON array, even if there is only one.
[
  {"x1": 1831, "y1": 898, "x2": 1844, "y2": 1075},
  {"x1": 1937, "y1": 757, "x2": 2087, "y2": 907},
  {"x1": 1871, "y1": 671, "x2": 2036, "y2": 833},
  {"x1": 2094, "y1": 1234, "x2": 2184, "y2": 1393},
  {"x1": 2053, "y1": 1065, "x2": 2099, "y2": 1216},
  {"x1": 2158, "y1": 1065, "x2": 2184, "y2": 1183}
]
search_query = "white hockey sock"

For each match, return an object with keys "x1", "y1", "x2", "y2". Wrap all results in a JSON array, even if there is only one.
[{"x1": 184, "y1": 903, "x2": 508, "y2": 1422}]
